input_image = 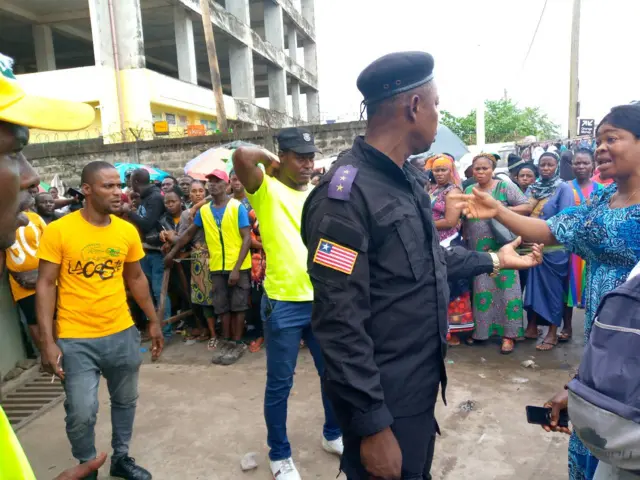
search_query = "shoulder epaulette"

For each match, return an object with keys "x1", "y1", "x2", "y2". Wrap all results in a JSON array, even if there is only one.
[{"x1": 328, "y1": 165, "x2": 359, "y2": 201}]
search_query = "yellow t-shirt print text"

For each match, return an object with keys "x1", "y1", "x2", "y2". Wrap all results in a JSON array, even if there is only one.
[{"x1": 66, "y1": 243, "x2": 125, "y2": 281}]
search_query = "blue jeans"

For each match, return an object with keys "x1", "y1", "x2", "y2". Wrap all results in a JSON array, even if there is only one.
[
  {"x1": 58, "y1": 326, "x2": 142, "y2": 462},
  {"x1": 262, "y1": 295, "x2": 342, "y2": 461},
  {"x1": 140, "y1": 250, "x2": 172, "y2": 337}
]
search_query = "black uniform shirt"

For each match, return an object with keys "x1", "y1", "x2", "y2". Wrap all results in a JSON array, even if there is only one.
[{"x1": 301, "y1": 136, "x2": 494, "y2": 438}]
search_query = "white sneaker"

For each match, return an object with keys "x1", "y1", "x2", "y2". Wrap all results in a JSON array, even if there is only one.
[
  {"x1": 270, "y1": 457, "x2": 301, "y2": 480},
  {"x1": 322, "y1": 436, "x2": 344, "y2": 455}
]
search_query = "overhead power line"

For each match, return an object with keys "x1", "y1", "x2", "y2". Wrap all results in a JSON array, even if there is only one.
[{"x1": 522, "y1": 0, "x2": 549, "y2": 68}]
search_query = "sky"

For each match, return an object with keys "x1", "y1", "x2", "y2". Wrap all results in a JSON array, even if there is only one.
[{"x1": 313, "y1": 0, "x2": 640, "y2": 138}]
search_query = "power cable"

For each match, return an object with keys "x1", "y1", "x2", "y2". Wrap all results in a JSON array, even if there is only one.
[{"x1": 522, "y1": 0, "x2": 549, "y2": 69}]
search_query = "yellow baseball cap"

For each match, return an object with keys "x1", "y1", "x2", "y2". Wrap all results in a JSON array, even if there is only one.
[{"x1": 0, "y1": 54, "x2": 95, "y2": 131}]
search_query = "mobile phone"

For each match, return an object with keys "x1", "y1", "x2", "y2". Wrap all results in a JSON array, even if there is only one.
[
  {"x1": 65, "y1": 187, "x2": 85, "y2": 201},
  {"x1": 526, "y1": 406, "x2": 569, "y2": 428}
]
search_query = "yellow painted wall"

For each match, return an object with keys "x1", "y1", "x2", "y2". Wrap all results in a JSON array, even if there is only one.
[
  {"x1": 21, "y1": 67, "x2": 239, "y2": 144},
  {"x1": 29, "y1": 102, "x2": 102, "y2": 143},
  {"x1": 150, "y1": 104, "x2": 218, "y2": 134}
]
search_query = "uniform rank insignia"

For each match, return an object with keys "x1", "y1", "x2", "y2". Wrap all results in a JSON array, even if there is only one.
[
  {"x1": 313, "y1": 239, "x2": 358, "y2": 274},
  {"x1": 328, "y1": 165, "x2": 358, "y2": 200}
]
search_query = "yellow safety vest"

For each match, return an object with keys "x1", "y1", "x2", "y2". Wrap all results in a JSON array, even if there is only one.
[
  {"x1": 200, "y1": 199, "x2": 251, "y2": 272},
  {"x1": 0, "y1": 407, "x2": 36, "y2": 480}
]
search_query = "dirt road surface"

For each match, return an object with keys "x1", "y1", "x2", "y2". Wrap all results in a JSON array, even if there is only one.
[{"x1": 19, "y1": 314, "x2": 583, "y2": 479}]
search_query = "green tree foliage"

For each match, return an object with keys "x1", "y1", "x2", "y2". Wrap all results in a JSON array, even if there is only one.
[{"x1": 440, "y1": 99, "x2": 559, "y2": 145}]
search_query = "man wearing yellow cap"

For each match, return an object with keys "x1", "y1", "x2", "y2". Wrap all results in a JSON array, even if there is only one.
[{"x1": 0, "y1": 52, "x2": 105, "y2": 480}]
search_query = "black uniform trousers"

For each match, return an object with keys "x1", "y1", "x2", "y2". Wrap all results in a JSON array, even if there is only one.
[{"x1": 341, "y1": 406, "x2": 438, "y2": 480}]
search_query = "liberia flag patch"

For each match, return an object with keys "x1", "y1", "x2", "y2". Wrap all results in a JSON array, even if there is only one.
[{"x1": 313, "y1": 238, "x2": 358, "y2": 274}]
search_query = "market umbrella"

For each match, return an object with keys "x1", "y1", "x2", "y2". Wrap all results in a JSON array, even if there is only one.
[
  {"x1": 114, "y1": 163, "x2": 170, "y2": 183},
  {"x1": 184, "y1": 148, "x2": 233, "y2": 180},
  {"x1": 409, "y1": 124, "x2": 469, "y2": 163},
  {"x1": 38, "y1": 181, "x2": 51, "y2": 193}
]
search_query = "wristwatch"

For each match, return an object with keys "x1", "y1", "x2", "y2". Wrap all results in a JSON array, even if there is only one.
[{"x1": 489, "y1": 252, "x2": 501, "y2": 278}]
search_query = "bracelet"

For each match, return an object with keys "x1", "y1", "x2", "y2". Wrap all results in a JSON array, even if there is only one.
[{"x1": 489, "y1": 252, "x2": 501, "y2": 278}]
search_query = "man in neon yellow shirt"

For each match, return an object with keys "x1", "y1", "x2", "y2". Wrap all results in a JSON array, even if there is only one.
[
  {"x1": 0, "y1": 52, "x2": 107, "y2": 480},
  {"x1": 233, "y1": 128, "x2": 343, "y2": 480}
]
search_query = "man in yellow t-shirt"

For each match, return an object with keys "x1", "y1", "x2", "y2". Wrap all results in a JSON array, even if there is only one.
[
  {"x1": 232, "y1": 128, "x2": 343, "y2": 480},
  {"x1": 0, "y1": 51, "x2": 110, "y2": 480},
  {"x1": 3, "y1": 208, "x2": 46, "y2": 352},
  {"x1": 37, "y1": 161, "x2": 163, "y2": 480}
]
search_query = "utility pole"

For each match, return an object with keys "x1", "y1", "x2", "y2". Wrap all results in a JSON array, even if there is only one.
[
  {"x1": 200, "y1": 0, "x2": 228, "y2": 131},
  {"x1": 568, "y1": 0, "x2": 581, "y2": 138}
]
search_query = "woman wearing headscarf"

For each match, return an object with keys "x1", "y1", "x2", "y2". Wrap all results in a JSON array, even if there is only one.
[
  {"x1": 427, "y1": 154, "x2": 462, "y2": 242},
  {"x1": 455, "y1": 104, "x2": 640, "y2": 480},
  {"x1": 463, "y1": 153, "x2": 533, "y2": 354},
  {"x1": 426, "y1": 154, "x2": 471, "y2": 345},
  {"x1": 522, "y1": 151, "x2": 574, "y2": 350}
]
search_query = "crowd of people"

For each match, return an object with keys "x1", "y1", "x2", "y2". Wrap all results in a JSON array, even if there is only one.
[
  {"x1": 6, "y1": 164, "x2": 272, "y2": 367},
  {"x1": 2, "y1": 47, "x2": 640, "y2": 480},
  {"x1": 3, "y1": 121, "x2": 344, "y2": 479},
  {"x1": 420, "y1": 143, "x2": 617, "y2": 356}
]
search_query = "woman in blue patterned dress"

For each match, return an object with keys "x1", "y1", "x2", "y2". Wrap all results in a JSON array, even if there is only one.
[{"x1": 453, "y1": 104, "x2": 640, "y2": 480}]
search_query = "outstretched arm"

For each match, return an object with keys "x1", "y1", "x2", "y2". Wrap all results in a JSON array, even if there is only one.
[
  {"x1": 494, "y1": 204, "x2": 556, "y2": 245},
  {"x1": 453, "y1": 188, "x2": 558, "y2": 245}
]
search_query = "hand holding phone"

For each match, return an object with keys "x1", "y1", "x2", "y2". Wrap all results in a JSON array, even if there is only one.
[{"x1": 526, "y1": 405, "x2": 569, "y2": 428}]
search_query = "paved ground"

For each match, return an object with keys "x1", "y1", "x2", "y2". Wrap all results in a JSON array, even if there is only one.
[{"x1": 19, "y1": 312, "x2": 584, "y2": 480}]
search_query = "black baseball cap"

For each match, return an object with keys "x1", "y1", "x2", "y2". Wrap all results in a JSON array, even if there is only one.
[{"x1": 276, "y1": 127, "x2": 320, "y2": 154}]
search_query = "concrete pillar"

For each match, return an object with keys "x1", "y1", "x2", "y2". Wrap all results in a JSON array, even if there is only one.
[
  {"x1": 264, "y1": 1, "x2": 286, "y2": 113},
  {"x1": 226, "y1": 0, "x2": 250, "y2": 23},
  {"x1": 264, "y1": 1, "x2": 284, "y2": 49},
  {"x1": 226, "y1": 0, "x2": 255, "y2": 104},
  {"x1": 112, "y1": 0, "x2": 146, "y2": 69},
  {"x1": 307, "y1": 91, "x2": 320, "y2": 123},
  {"x1": 88, "y1": 0, "x2": 114, "y2": 68},
  {"x1": 268, "y1": 67, "x2": 287, "y2": 113},
  {"x1": 87, "y1": 0, "x2": 152, "y2": 140},
  {"x1": 33, "y1": 25, "x2": 56, "y2": 72},
  {"x1": 304, "y1": 40, "x2": 317, "y2": 75},
  {"x1": 88, "y1": 0, "x2": 120, "y2": 140},
  {"x1": 288, "y1": 28, "x2": 297, "y2": 63},
  {"x1": 291, "y1": 80, "x2": 301, "y2": 119},
  {"x1": 174, "y1": 5, "x2": 197, "y2": 84},
  {"x1": 301, "y1": 0, "x2": 315, "y2": 26},
  {"x1": 229, "y1": 42, "x2": 255, "y2": 103}
]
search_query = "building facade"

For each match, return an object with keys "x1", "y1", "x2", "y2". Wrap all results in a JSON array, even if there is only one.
[{"x1": 0, "y1": 0, "x2": 320, "y2": 142}]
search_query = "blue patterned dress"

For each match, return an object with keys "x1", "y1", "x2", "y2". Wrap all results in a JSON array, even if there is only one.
[{"x1": 547, "y1": 184, "x2": 640, "y2": 480}]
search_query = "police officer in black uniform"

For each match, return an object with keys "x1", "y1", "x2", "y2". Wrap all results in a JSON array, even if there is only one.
[{"x1": 301, "y1": 52, "x2": 542, "y2": 480}]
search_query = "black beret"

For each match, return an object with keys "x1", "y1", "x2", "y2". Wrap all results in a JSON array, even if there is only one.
[{"x1": 357, "y1": 52, "x2": 435, "y2": 105}]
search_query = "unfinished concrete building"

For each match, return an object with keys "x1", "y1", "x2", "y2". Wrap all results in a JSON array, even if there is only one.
[{"x1": 0, "y1": 0, "x2": 320, "y2": 141}]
